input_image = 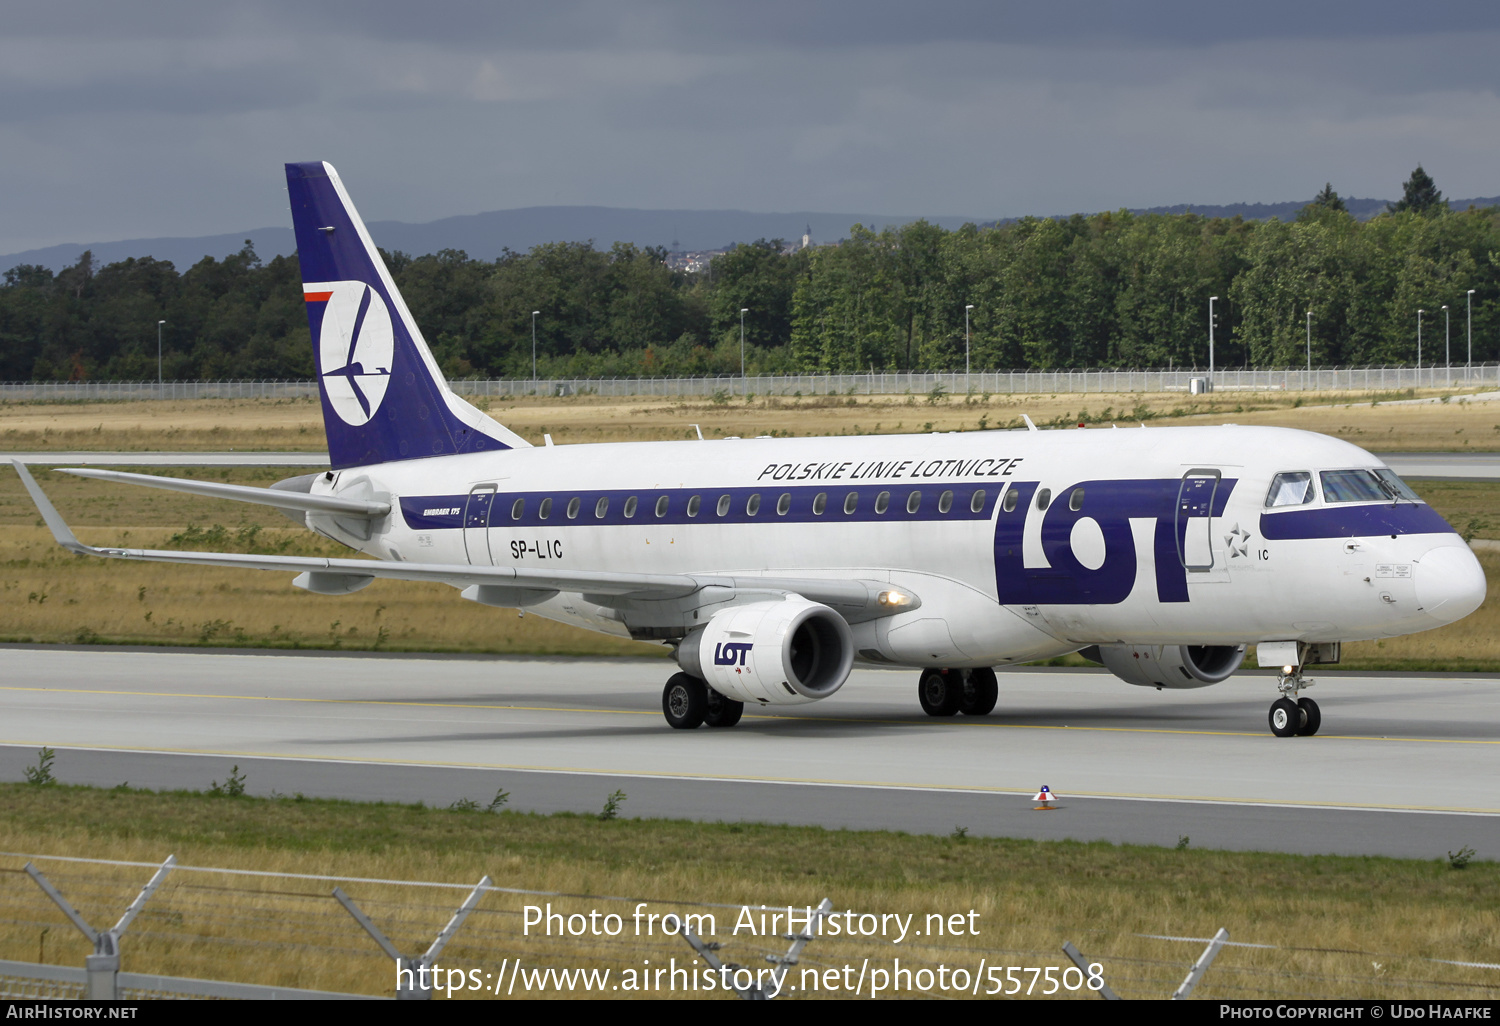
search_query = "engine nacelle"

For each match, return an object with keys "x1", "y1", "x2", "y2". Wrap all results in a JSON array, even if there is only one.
[
  {"x1": 1088, "y1": 643, "x2": 1246, "y2": 689},
  {"x1": 679, "y1": 597, "x2": 855, "y2": 706}
]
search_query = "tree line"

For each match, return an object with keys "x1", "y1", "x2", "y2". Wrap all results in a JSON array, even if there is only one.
[{"x1": 1, "y1": 168, "x2": 1494, "y2": 381}]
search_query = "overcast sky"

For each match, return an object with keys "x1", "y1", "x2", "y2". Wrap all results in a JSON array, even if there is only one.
[{"x1": 4, "y1": 0, "x2": 1499, "y2": 253}]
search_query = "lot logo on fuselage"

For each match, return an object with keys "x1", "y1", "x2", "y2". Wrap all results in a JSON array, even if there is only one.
[
  {"x1": 305, "y1": 281, "x2": 394, "y2": 426},
  {"x1": 713, "y1": 642, "x2": 753, "y2": 667},
  {"x1": 993, "y1": 477, "x2": 1237, "y2": 606}
]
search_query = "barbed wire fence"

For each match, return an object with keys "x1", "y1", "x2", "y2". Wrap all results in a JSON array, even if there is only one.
[
  {"x1": 1, "y1": 852, "x2": 1496, "y2": 1001},
  {"x1": 0, "y1": 363, "x2": 1496, "y2": 403}
]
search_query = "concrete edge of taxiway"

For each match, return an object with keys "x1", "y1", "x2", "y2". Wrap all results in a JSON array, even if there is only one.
[{"x1": 2, "y1": 744, "x2": 1496, "y2": 861}]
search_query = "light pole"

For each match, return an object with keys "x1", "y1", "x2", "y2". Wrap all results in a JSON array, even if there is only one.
[
  {"x1": 1417, "y1": 309, "x2": 1423, "y2": 374},
  {"x1": 739, "y1": 308, "x2": 748, "y2": 383},
  {"x1": 1208, "y1": 296, "x2": 1218, "y2": 383},
  {"x1": 1306, "y1": 311, "x2": 1312, "y2": 374},
  {"x1": 1443, "y1": 304, "x2": 1450, "y2": 370},
  {"x1": 1468, "y1": 289, "x2": 1476, "y2": 378},
  {"x1": 531, "y1": 311, "x2": 540, "y2": 383},
  {"x1": 964, "y1": 304, "x2": 974, "y2": 378},
  {"x1": 157, "y1": 320, "x2": 165, "y2": 387}
]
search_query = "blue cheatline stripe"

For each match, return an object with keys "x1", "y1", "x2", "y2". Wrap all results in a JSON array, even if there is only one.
[
  {"x1": 399, "y1": 483, "x2": 1001, "y2": 531},
  {"x1": 1259, "y1": 502, "x2": 1454, "y2": 540}
]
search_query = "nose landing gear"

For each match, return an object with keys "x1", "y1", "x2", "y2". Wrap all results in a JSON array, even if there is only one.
[{"x1": 1268, "y1": 669, "x2": 1320, "y2": 738}]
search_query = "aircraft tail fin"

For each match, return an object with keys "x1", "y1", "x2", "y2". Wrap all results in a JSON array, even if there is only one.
[{"x1": 285, "y1": 162, "x2": 530, "y2": 469}]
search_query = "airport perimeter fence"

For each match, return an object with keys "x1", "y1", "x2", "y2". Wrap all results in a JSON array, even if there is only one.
[
  {"x1": 1, "y1": 851, "x2": 1496, "y2": 1001},
  {"x1": 1, "y1": 363, "x2": 1497, "y2": 403}
]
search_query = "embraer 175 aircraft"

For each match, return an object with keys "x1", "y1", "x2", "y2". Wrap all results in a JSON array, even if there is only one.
[{"x1": 14, "y1": 163, "x2": 1488, "y2": 737}]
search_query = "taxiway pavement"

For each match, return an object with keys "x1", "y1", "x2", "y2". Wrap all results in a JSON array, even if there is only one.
[{"x1": 1, "y1": 647, "x2": 1496, "y2": 860}]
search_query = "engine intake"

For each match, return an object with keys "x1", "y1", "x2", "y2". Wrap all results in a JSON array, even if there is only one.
[
  {"x1": 679, "y1": 597, "x2": 854, "y2": 705},
  {"x1": 1088, "y1": 643, "x2": 1245, "y2": 690}
]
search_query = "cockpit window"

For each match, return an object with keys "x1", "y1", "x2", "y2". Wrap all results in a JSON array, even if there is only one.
[
  {"x1": 1265, "y1": 472, "x2": 1315, "y2": 508},
  {"x1": 1320, "y1": 469, "x2": 1390, "y2": 504},
  {"x1": 1373, "y1": 468, "x2": 1422, "y2": 502}
]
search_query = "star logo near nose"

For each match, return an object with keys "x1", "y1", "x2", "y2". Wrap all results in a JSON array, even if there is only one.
[{"x1": 1225, "y1": 524, "x2": 1252, "y2": 558}]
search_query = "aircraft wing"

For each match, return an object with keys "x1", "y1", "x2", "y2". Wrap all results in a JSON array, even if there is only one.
[
  {"x1": 56, "y1": 467, "x2": 388, "y2": 518},
  {"x1": 13, "y1": 461, "x2": 913, "y2": 617}
]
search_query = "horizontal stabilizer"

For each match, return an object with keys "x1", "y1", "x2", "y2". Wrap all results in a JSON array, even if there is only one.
[{"x1": 57, "y1": 467, "x2": 390, "y2": 518}]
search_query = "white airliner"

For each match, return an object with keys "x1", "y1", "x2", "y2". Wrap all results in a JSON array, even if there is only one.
[{"x1": 14, "y1": 163, "x2": 1488, "y2": 737}]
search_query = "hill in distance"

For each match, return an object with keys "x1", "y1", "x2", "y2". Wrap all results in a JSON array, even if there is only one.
[
  {"x1": 0, "y1": 208, "x2": 980, "y2": 275},
  {"x1": 6, "y1": 196, "x2": 1498, "y2": 274}
]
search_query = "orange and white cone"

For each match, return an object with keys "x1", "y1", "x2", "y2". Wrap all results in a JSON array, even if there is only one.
[{"x1": 1032, "y1": 785, "x2": 1059, "y2": 811}]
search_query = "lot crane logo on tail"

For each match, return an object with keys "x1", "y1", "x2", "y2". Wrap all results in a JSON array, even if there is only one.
[{"x1": 306, "y1": 281, "x2": 393, "y2": 426}]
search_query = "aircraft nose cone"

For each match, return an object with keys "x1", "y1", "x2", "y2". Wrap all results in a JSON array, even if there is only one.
[{"x1": 1415, "y1": 544, "x2": 1488, "y2": 625}]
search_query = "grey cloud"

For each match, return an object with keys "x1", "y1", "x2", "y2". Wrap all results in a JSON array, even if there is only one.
[
  {"x1": 2, "y1": 2, "x2": 1499, "y2": 254},
  {"x1": 14, "y1": 1, "x2": 1500, "y2": 49},
  {"x1": 0, "y1": 63, "x2": 314, "y2": 123}
]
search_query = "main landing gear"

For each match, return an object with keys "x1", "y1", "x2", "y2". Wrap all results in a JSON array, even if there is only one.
[
  {"x1": 662, "y1": 672, "x2": 744, "y2": 729},
  {"x1": 918, "y1": 667, "x2": 999, "y2": 718},
  {"x1": 1268, "y1": 668, "x2": 1320, "y2": 738}
]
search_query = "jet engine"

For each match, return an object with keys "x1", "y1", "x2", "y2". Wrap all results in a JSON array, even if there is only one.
[
  {"x1": 678, "y1": 597, "x2": 855, "y2": 705},
  {"x1": 1085, "y1": 643, "x2": 1246, "y2": 690}
]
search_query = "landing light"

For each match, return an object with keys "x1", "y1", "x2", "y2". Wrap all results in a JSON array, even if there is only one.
[
  {"x1": 1282, "y1": 665, "x2": 1294, "y2": 675},
  {"x1": 877, "y1": 589, "x2": 911, "y2": 608}
]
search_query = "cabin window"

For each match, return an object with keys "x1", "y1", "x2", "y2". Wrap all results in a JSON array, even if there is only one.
[
  {"x1": 1069, "y1": 487, "x2": 1084, "y2": 512},
  {"x1": 906, "y1": 491, "x2": 921, "y2": 514},
  {"x1": 1265, "y1": 472, "x2": 1315, "y2": 507},
  {"x1": 813, "y1": 492, "x2": 827, "y2": 515},
  {"x1": 746, "y1": 493, "x2": 761, "y2": 516},
  {"x1": 655, "y1": 495, "x2": 669, "y2": 518},
  {"x1": 1320, "y1": 470, "x2": 1386, "y2": 504},
  {"x1": 687, "y1": 495, "x2": 701, "y2": 517},
  {"x1": 511, "y1": 497, "x2": 525, "y2": 520},
  {"x1": 843, "y1": 491, "x2": 858, "y2": 514},
  {"x1": 999, "y1": 489, "x2": 1015, "y2": 513},
  {"x1": 717, "y1": 494, "x2": 731, "y2": 517},
  {"x1": 566, "y1": 497, "x2": 581, "y2": 519},
  {"x1": 938, "y1": 490, "x2": 953, "y2": 514},
  {"x1": 623, "y1": 496, "x2": 638, "y2": 518},
  {"x1": 539, "y1": 497, "x2": 552, "y2": 520},
  {"x1": 1036, "y1": 488, "x2": 1051, "y2": 511},
  {"x1": 776, "y1": 493, "x2": 791, "y2": 515},
  {"x1": 595, "y1": 497, "x2": 609, "y2": 518},
  {"x1": 875, "y1": 491, "x2": 890, "y2": 514}
]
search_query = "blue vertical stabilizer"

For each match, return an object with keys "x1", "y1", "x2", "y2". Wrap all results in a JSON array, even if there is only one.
[{"x1": 286, "y1": 162, "x2": 529, "y2": 469}]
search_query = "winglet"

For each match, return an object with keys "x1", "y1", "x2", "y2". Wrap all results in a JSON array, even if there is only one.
[
  {"x1": 1022, "y1": 414, "x2": 1039, "y2": 432},
  {"x1": 12, "y1": 460, "x2": 98, "y2": 555}
]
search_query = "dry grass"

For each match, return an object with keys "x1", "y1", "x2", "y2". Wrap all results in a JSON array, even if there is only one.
[
  {"x1": 0, "y1": 397, "x2": 326, "y2": 452},
  {"x1": 0, "y1": 525, "x2": 653, "y2": 656},
  {"x1": 0, "y1": 785, "x2": 1496, "y2": 1000},
  {"x1": 3, "y1": 388, "x2": 1499, "y2": 451}
]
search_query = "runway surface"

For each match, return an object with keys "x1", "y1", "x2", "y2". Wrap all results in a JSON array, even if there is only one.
[
  {"x1": 2, "y1": 647, "x2": 1497, "y2": 860},
  {"x1": 1383, "y1": 452, "x2": 1500, "y2": 481}
]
